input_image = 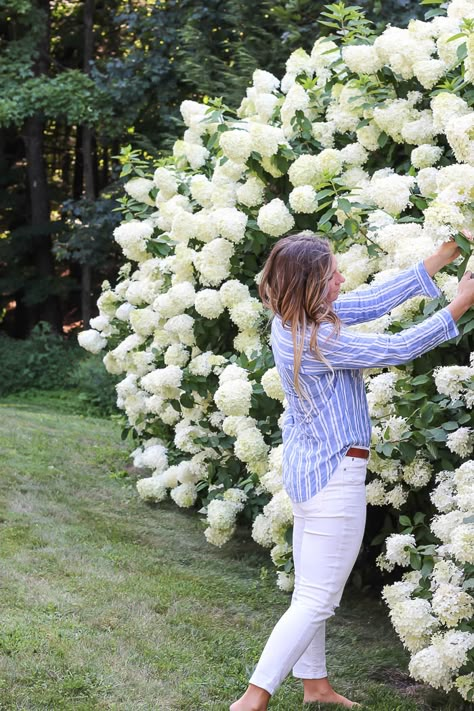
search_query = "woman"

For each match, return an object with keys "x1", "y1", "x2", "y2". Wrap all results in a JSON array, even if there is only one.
[{"x1": 231, "y1": 232, "x2": 474, "y2": 710}]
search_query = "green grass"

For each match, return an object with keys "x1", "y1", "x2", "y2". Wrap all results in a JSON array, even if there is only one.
[{"x1": 0, "y1": 394, "x2": 469, "y2": 710}]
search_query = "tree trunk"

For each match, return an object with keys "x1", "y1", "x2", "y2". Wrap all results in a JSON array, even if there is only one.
[
  {"x1": 80, "y1": 0, "x2": 96, "y2": 329},
  {"x1": 20, "y1": 0, "x2": 62, "y2": 333}
]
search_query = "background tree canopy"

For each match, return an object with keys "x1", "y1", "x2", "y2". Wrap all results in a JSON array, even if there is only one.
[{"x1": 0, "y1": 0, "x2": 420, "y2": 337}]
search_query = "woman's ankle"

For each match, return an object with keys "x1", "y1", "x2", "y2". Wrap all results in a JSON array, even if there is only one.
[{"x1": 230, "y1": 683, "x2": 271, "y2": 711}]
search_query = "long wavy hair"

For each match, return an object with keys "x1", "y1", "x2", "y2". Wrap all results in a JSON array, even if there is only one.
[{"x1": 258, "y1": 232, "x2": 341, "y2": 395}]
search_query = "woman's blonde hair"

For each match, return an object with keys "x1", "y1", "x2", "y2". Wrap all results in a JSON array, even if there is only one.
[{"x1": 258, "y1": 232, "x2": 341, "y2": 394}]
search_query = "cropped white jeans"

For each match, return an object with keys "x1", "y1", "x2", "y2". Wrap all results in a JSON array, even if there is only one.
[{"x1": 249, "y1": 455, "x2": 368, "y2": 695}]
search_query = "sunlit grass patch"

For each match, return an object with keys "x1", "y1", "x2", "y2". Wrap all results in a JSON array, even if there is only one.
[{"x1": 0, "y1": 395, "x2": 469, "y2": 710}]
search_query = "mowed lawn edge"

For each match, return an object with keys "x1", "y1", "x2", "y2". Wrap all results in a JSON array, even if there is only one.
[{"x1": 0, "y1": 397, "x2": 466, "y2": 710}]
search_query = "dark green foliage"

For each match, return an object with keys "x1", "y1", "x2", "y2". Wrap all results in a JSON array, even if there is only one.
[
  {"x1": 0, "y1": 324, "x2": 118, "y2": 415},
  {"x1": 265, "y1": 0, "x2": 425, "y2": 53},
  {"x1": 67, "y1": 353, "x2": 119, "y2": 416},
  {"x1": 0, "y1": 322, "x2": 82, "y2": 395}
]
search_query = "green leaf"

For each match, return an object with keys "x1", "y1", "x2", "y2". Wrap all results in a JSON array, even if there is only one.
[
  {"x1": 399, "y1": 515, "x2": 412, "y2": 527},
  {"x1": 411, "y1": 375, "x2": 430, "y2": 386},
  {"x1": 318, "y1": 208, "x2": 336, "y2": 227},
  {"x1": 410, "y1": 552, "x2": 422, "y2": 570},
  {"x1": 344, "y1": 218, "x2": 359, "y2": 236}
]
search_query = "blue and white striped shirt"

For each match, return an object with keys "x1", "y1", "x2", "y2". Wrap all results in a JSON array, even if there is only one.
[{"x1": 271, "y1": 262, "x2": 459, "y2": 503}]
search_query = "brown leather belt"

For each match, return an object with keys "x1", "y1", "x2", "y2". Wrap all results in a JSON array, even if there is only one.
[{"x1": 346, "y1": 446, "x2": 370, "y2": 459}]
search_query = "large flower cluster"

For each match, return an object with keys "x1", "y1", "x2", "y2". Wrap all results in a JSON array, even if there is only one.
[
  {"x1": 79, "y1": 0, "x2": 474, "y2": 696},
  {"x1": 382, "y1": 460, "x2": 474, "y2": 698}
]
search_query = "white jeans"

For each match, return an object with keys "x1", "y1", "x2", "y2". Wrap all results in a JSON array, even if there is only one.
[{"x1": 249, "y1": 455, "x2": 367, "y2": 695}]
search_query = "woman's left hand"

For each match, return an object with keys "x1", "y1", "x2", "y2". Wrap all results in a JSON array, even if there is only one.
[{"x1": 437, "y1": 230, "x2": 473, "y2": 266}]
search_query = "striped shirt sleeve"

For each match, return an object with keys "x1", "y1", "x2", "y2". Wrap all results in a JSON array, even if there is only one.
[
  {"x1": 302, "y1": 308, "x2": 458, "y2": 371},
  {"x1": 333, "y1": 262, "x2": 441, "y2": 326}
]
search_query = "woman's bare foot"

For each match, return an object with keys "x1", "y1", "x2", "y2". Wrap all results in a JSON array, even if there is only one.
[
  {"x1": 303, "y1": 677, "x2": 360, "y2": 707},
  {"x1": 229, "y1": 683, "x2": 271, "y2": 711}
]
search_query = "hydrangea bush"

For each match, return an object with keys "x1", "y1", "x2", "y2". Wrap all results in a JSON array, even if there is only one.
[{"x1": 79, "y1": 0, "x2": 474, "y2": 696}]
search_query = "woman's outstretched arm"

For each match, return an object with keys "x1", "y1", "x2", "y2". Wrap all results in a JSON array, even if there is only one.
[
  {"x1": 334, "y1": 236, "x2": 471, "y2": 326},
  {"x1": 303, "y1": 271, "x2": 474, "y2": 372}
]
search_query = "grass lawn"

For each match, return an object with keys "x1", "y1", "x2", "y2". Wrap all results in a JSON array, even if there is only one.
[{"x1": 0, "y1": 393, "x2": 469, "y2": 710}]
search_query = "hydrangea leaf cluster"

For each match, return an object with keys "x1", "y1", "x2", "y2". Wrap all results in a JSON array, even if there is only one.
[{"x1": 79, "y1": 0, "x2": 474, "y2": 693}]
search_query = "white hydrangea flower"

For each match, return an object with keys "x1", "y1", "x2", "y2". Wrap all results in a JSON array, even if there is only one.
[
  {"x1": 194, "y1": 289, "x2": 224, "y2": 319},
  {"x1": 289, "y1": 185, "x2": 319, "y2": 213},
  {"x1": 448, "y1": 0, "x2": 474, "y2": 20},
  {"x1": 337, "y1": 244, "x2": 373, "y2": 292},
  {"x1": 129, "y1": 307, "x2": 161, "y2": 337},
  {"x1": 129, "y1": 351, "x2": 156, "y2": 378},
  {"x1": 194, "y1": 238, "x2": 235, "y2": 286},
  {"x1": 276, "y1": 571, "x2": 295, "y2": 593},
  {"x1": 366, "y1": 371, "x2": 397, "y2": 417},
  {"x1": 367, "y1": 172, "x2": 415, "y2": 215},
  {"x1": 431, "y1": 510, "x2": 465, "y2": 544},
  {"x1": 236, "y1": 176, "x2": 265, "y2": 207},
  {"x1": 261, "y1": 368, "x2": 285, "y2": 401},
  {"x1": 190, "y1": 174, "x2": 213, "y2": 207},
  {"x1": 289, "y1": 149, "x2": 343, "y2": 187},
  {"x1": 170, "y1": 482, "x2": 198, "y2": 508},
  {"x1": 450, "y1": 523, "x2": 474, "y2": 564},
  {"x1": 446, "y1": 428, "x2": 474, "y2": 458},
  {"x1": 342, "y1": 44, "x2": 384, "y2": 75},
  {"x1": 219, "y1": 129, "x2": 252, "y2": 162},
  {"x1": 365, "y1": 479, "x2": 387, "y2": 506},
  {"x1": 250, "y1": 68, "x2": 279, "y2": 94},
  {"x1": 416, "y1": 167, "x2": 438, "y2": 197},
  {"x1": 180, "y1": 100, "x2": 208, "y2": 128},
  {"x1": 431, "y1": 92, "x2": 470, "y2": 134},
  {"x1": 164, "y1": 314, "x2": 196, "y2": 346},
  {"x1": 141, "y1": 365, "x2": 183, "y2": 398},
  {"x1": 134, "y1": 443, "x2": 168, "y2": 473},
  {"x1": 411, "y1": 144, "x2": 443, "y2": 169},
  {"x1": 413, "y1": 59, "x2": 447, "y2": 89},
  {"x1": 214, "y1": 379, "x2": 253, "y2": 416},
  {"x1": 219, "y1": 363, "x2": 249, "y2": 384},
  {"x1": 430, "y1": 559, "x2": 464, "y2": 591},
  {"x1": 257, "y1": 198, "x2": 295, "y2": 237},
  {"x1": 311, "y1": 120, "x2": 336, "y2": 148},
  {"x1": 387, "y1": 597, "x2": 438, "y2": 653},
  {"x1": 219, "y1": 280, "x2": 251, "y2": 308},
  {"x1": 222, "y1": 415, "x2": 257, "y2": 437},
  {"x1": 213, "y1": 207, "x2": 248, "y2": 243},
  {"x1": 188, "y1": 352, "x2": 213, "y2": 377},
  {"x1": 455, "y1": 672, "x2": 474, "y2": 702},
  {"x1": 204, "y1": 525, "x2": 235, "y2": 547},
  {"x1": 153, "y1": 167, "x2": 178, "y2": 197},
  {"x1": 356, "y1": 123, "x2": 381, "y2": 151},
  {"x1": 234, "y1": 329, "x2": 262, "y2": 356},
  {"x1": 384, "y1": 484, "x2": 408, "y2": 508},
  {"x1": 263, "y1": 489, "x2": 293, "y2": 540},
  {"x1": 229, "y1": 298, "x2": 263, "y2": 331},
  {"x1": 434, "y1": 365, "x2": 473, "y2": 399},
  {"x1": 385, "y1": 533, "x2": 416, "y2": 567},
  {"x1": 431, "y1": 583, "x2": 474, "y2": 627},
  {"x1": 206, "y1": 498, "x2": 240, "y2": 529},
  {"x1": 78, "y1": 329, "x2": 107, "y2": 354},
  {"x1": 249, "y1": 122, "x2": 286, "y2": 157},
  {"x1": 124, "y1": 177, "x2": 155, "y2": 205},
  {"x1": 164, "y1": 343, "x2": 190, "y2": 368},
  {"x1": 409, "y1": 631, "x2": 474, "y2": 692},
  {"x1": 455, "y1": 460, "x2": 474, "y2": 511},
  {"x1": 136, "y1": 477, "x2": 168, "y2": 502},
  {"x1": 113, "y1": 220, "x2": 154, "y2": 262},
  {"x1": 281, "y1": 83, "x2": 311, "y2": 136},
  {"x1": 252, "y1": 513, "x2": 274, "y2": 547},
  {"x1": 234, "y1": 426, "x2": 269, "y2": 472},
  {"x1": 402, "y1": 456, "x2": 433, "y2": 489},
  {"x1": 310, "y1": 37, "x2": 340, "y2": 71}
]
